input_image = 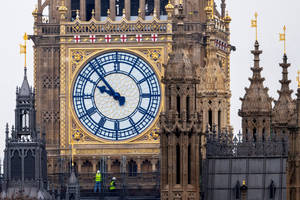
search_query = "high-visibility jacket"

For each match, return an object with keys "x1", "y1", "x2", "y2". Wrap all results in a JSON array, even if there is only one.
[
  {"x1": 109, "y1": 180, "x2": 116, "y2": 190},
  {"x1": 95, "y1": 173, "x2": 102, "y2": 182}
]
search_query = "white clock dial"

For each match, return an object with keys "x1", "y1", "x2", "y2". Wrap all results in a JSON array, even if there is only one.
[
  {"x1": 73, "y1": 51, "x2": 161, "y2": 141},
  {"x1": 94, "y1": 73, "x2": 140, "y2": 119}
]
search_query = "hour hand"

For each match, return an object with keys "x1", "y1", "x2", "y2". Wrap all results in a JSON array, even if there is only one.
[
  {"x1": 98, "y1": 86, "x2": 126, "y2": 106},
  {"x1": 98, "y1": 86, "x2": 113, "y2": 96}
]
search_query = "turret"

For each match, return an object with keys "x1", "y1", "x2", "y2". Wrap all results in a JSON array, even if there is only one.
[
  {"x1": 239, "y1": 41, "x2": 272, "y2": 140},
  {"x1": 14, "y1": 67, "x2": 37, "y2": 140},
  {"x1": 272, "y1": 54, "x2": 295, "y2": 134},
  {"x1": 160, "y1": 2, "x2": 202, "y2": 199}
]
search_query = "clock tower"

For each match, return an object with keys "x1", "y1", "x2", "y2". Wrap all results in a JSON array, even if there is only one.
[{"x1": 30, "y1": 0, "x2": 232, "y2": 190}]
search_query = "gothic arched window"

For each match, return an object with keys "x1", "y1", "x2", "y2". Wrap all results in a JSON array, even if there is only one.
[
  {"x1": 145, "y1": 0, "x2": 154, "y2": 16},
  {"x1": 21, "y1": 110, "x2": 29, "y2": 130},
  {"x1": 128, "y1": 160, "x2": 137, "y2": 176},
  {"x1": 208, "y1": 109, "x2": 213, "y2": 131},
  {"x1": 11, "y1": 150, "x2": 22, "y2": 180},
  {"x1": 177, "y1": 95, "x2": 181, "y2": 118},
  {"x1": 24, "y1": 150, "x2": 35, "y2": 180},
  {"x1": 186, "y1": 96, "x2": 190, "y2": 121},
  {"x1": 71, "y1": 0, "x2": 80, "y2": 20},
  {"x1": 253, "y1": 128, "x2": 257, "y2": 142},
  {"x1": 188, "y1": 144, "x2": 191, "y2": 184},
  {"x1": 111, "y1": 160, "x2": 121, "y2": 173},
  {"x1": 86, "y1": 0, "x2": 95, "y2": 20},
  {"x1": 176, "y1": 143, "x2": 181, "y2": 184},
  {"x1": 130, "y1": 0, "x2": 140, "y2": 16},
  {"x1": 115, "y1": 0, "x2": 125, "y2": 16},
  {"x1": 101, "y1": 0, "x2": 110, "y2": 16},
  {"x1": 160, "y1": 0, "x2": 168, "y2": 15},
  {"x1": 218, "y1": 110, "x2": 221, "y2": 132},
  {"x1": 141, "y1": 160, "x2": 152, "y2": 173}
]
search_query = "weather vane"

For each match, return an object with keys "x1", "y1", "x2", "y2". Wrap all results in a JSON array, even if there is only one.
[
  {"x1": 20, "y1": 33, "x2": 28, "y2": 68},
  {"x1": 279, "y1": 25, "x2": 287, "y2": 54},
  {"x1": 251, "y1": 12, "x2": 258, "y2": 41}
]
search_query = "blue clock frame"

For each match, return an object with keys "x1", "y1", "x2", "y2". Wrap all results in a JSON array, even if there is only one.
[{"x1": 72, "y1": 51, "x2": 161, "y2": 141}]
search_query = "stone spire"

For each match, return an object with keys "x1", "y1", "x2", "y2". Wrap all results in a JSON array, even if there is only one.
[
  {"x1": 239, "y1": 41, "x2": 272, "y2": 139},
  {"x1": 164, "y1": 3, "x2": 195, "y2": 82},
  {"x1": 272, "y1": 54, "x2": 295, "y2": 126},
  {"x1": 19, "y1": 68, "x2": 31, "y2": 96}
]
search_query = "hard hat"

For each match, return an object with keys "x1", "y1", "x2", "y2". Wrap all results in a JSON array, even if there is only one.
[
  {"x1": 97, "y1": 170, "x2": 100, "y2": 173},
  {"x1": 112, "y1": 177, "x2": 116, "y2": 181}
]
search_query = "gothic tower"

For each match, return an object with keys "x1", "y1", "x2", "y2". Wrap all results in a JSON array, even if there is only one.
[
  {"x1": 30, "y1": 0, "x2": 232, "y2": 191},
  {"x1": 160, "y1": 3, "x2": 202, "y2": 200},
  {"x1": 239, "y1": 41, "x2": 272, "y2": 140},
  {"x1": 197, "y1": 1, "x2": 232, "y2": 132},
  {"x1": 287, "y1": 85, "x2": 300, "y2": 200},
  {"x1": 272, "y1": 54, "x2": 295, "y2": 135},
  {"x1": 1, "y1": 68, "x2": 50, "y2": 199}
]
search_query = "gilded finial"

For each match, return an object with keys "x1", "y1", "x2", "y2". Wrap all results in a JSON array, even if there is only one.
[
  {"x1": 297, "y1": 71, "x2": 300, "y2": 88},
  {"x1": 242, "y1": 180, "x2": 246, "y2": 186},
  {"x1": 165, "y1": 0, "x2": 174, "y2": 9},
  {"x1": 165, "y1": 0, "x2": 174, "y2": 18},
  {"x1": 58, "y1": 0, "x2": 68, "y2": 19},
  {"x1": 76, "y1": 9, "x2": 80, "y2": 19},
  {"x1": 224, "y1": 11, "x2": 231, "y2": 23},
  {"x1": 107, "y1": 9, "x2": 111, "y2": 17},
  {"x1": 20, "y1": 33, "x2": 28, "y2": 69},
  {"x1": 58, "y1": 0, "x2": 67, "y2": 11},
  {"x1": 251, "y1": 12, "x2": 258, "y2": 41},
  {"x1": 205, "y1": 0, "x2": 214, "y2": 19},
  {"x1": 138, "y1": 8, "x2": 142, "y2": 18},
  {"x1": 122, "y1": 8, "x2": 126, "y2": 17},
  {"x1": 91, "y1": 9, "x2": 95, "y2": 18},
  {"x1": 280, "y1": 25, "x2": 287, "y2": 54},
  {"x1": 32, "y1": 7, "x2": 38, "y2": 17}
]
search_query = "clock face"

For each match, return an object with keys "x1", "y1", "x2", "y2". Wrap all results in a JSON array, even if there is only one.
[{"x1": 72, "y1": 51, "x2": 161, "y2": 141}]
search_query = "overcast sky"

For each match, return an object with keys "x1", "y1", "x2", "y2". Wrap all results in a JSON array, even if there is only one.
[{"x1": 0, "y1": 0, "x2": 299, "y2": 160}]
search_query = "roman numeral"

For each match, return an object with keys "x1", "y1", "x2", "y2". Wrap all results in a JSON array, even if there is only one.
[
  {"x1": 141, "y1": 93, "x2": 151, "y2": 98},
  {"x1": 138, "y1": 107, "x2": 147, "y2": 115},
  {"x1": 87, "y1": 107, "x2": 97, "y2": 115},
  {"x1": 98, "y1": 117, "x2": 106, "y2": 127},
  {"x1": 129, "y1": 117, "x2": 138, "y2": 134},
  {"x1": 114, "y1": 62, "x2": 120, "y2": 72},
  {"x1": 91, "y1": 60, "x2": 106, "y2": 77},
  {"x1": 137, "y1": 73, "x2": 155, "y2": 84}
]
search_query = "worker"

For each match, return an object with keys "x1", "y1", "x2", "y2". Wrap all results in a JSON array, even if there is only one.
[
  {"x1": 94, "y1": 170, "x2": 102, "y2": 193},
  {"x1": 109, "y1": 177, "x2": 117, "y2": 193}
]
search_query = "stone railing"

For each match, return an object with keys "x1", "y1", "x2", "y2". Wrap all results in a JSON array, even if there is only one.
[
  {"x1": 205, "y1": 128, "x2": 288, "y2": 158},
  {"x1": 38, "y1": 24, "x2": 60, "y2": 35},
  {"x1": 64, "y1": 19, "x2": 168, "y2": 35}
]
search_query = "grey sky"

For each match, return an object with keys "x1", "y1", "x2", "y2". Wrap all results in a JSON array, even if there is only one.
[{"x1": 0, "y1": 0, "x2": 299, "y2": 159}]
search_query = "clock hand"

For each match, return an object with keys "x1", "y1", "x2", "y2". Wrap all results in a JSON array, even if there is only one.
[
  {"x1": 98, "y1": 86, "x2": 113, "y2": 96},
  {"x1": 98, "y1": 75, "x2": 126, "y2": 104},
  {"x1": 99, "y1": 75, "x2": 117, "y2": 96},
  {"x1": 98, "y1": 86, "x2": 126, "y2": 106}
]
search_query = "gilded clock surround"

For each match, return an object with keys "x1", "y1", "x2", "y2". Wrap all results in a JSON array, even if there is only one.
[{"x1": 60, "y1": 47, "x2": 166, "y2": 152}]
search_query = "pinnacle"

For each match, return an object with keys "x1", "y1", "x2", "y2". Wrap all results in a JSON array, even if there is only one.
[
  {"x1": 272, "y1": 53, "x2": 294, "y2": 124},
  {"x1": 240, "y1": 41, "x2": 272, "y2": 114},
  {"x1": 19, "y1": 67, "x2": 31, "y2": 96}
]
